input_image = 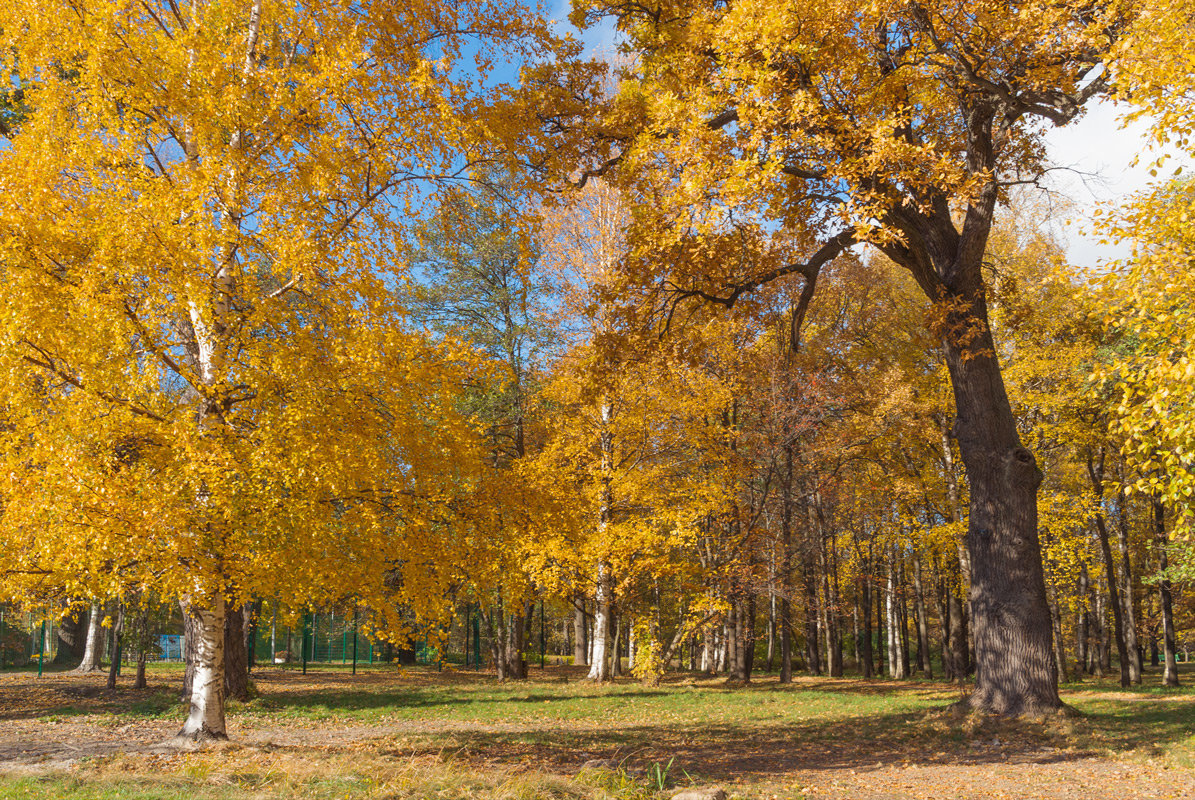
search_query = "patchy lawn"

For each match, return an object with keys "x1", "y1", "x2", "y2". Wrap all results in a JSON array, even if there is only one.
[{"x1": 1, "y1": 663, "x2": 1193, "y2": 799}]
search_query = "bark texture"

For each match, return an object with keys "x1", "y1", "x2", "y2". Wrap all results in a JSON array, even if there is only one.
[{"x1": 178, "y1": 597, "x2": 228, "y2": 741}]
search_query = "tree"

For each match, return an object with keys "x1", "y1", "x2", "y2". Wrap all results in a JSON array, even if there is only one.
[
  {"x1": 0, "y1": 0, "x2": 548, "y2": 740},
  {"x1": 562, "y1": 0, "x2": 1134, "y2": 714}
]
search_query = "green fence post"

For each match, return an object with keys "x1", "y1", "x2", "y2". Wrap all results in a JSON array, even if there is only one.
[
  {"x1": 368, "y1": 638, "x2": 373, "y2": 665},
  {"x1": 540, "y1": 599, "x2": 546, "y2": 669}
]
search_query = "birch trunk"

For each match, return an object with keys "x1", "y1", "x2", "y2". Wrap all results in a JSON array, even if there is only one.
[
  {"x1": 587, "y1": 562, "x2": 612, "y2": 681},
  {"x1": 75, "y1": 602, "x2": 104, "y2": 673},
  {"x1": 178, "y1": 596, "x2": 228, "y2": 741}
]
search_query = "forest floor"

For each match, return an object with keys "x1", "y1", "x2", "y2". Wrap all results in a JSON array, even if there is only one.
[{"x1": 0, "y1": 663, "x2": 1192, "y2": 800}]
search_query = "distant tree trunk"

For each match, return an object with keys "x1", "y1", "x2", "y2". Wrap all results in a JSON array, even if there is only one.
[
  {"x1": 766, "y1": 589, "x2": 776, "y2": 673},
  {"x1": 610, "y1": 610, "x2": 623, "y2": 678},
  {"x1": 1153, "y1": 496, "x2": 1180, "y2": 687},
  {"x1": 1087, "y1": 451, "x2": 1131, "y2": 687},
  {"x1": 573, "y1": 598, "x2": 588, "y2": 667},
  {"x1": 802, "y1": 559, "x2": 821, "y2": 676},
  {"x1": 75, "y1": 602, "x2": 105, "y2": 673},
  {"x1": 246, "y1": 600, "x2": 262, "y2": 672},
  {"x1": 181, "y1": 605, "x2": 198, "y2": 701},
  {"x1": 52, "y1": 606, "x2": 85, "y2": 668},
  {"x1": 224, "y1": 601, "x2": 250, "y2": 701},
  {"x1": 505, "y1": 607, "x2": 528, "y2": 680},
  {"x1": 106, "y1": 603, "x2": 125, "y2": 690},
  {"x1": 134, "y1": 601, "x2": 150, "y2": 690},
  {"x1": 743, "y1": 594, "x2": 756, "y2": 681},
  {"x1": 1076, "y1": 565, "x2": 1090, "y2": 674},
  {"x1": 858, "y1": 563, "x2": 873, "y2": 679},
  {"x1": 1113, "y1": 478, "x2": 1141, "y2": 684},
  {"x1": 936, "y1": 568, "x2": 952, "y2": 681},
  {"x1": 912, "y1": 552, "x2": 932, "y2": 679},
  {"x1": 779, "y1": 444, "x2": 796, "y2": 683},
  {"x1": 1047, "y1": 574, "x2": 1070, "y2": 684}
]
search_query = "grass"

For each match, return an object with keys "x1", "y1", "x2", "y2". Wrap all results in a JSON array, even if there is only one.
[{"x1": 1, "y1": 663, "x2": 1193, "y2": 799}]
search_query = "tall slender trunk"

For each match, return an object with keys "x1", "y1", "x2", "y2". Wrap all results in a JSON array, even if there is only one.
[
  {"x1": 106, "y1": 603, "x2": 125, "y2": 690},
  {"x1": 1113, "y1": 476, "x2": 1141, "y2": 684},
  {"x1": 1076, "y1": 565, "x2": 1089, "y2": 674},
  {"x1": 858, "y1": 558, "x2": 873, "y2": 678},
  {"x1": 1153, "y1": 497, "x2": 1180, "y2": 687},
  {"x1": 779, "y1": 443, "x2": 795, "y2": 683},
  {"x1": 1087, "y1": 451, "x2": 1130, "y2": 687},
  {"x1": 912, "y1": 552, "x2": 932, "y2": 679},
  {"x1": 178, "y1": 597, "x2": 228, "y2": 741},
  {"x1": 573, "y1": 598, "x2": 588, "y2": 667}
]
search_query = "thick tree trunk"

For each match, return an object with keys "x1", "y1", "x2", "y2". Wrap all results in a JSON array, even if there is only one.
[
  {"x1": 53, "y1": 606, "x2": 85, "y2": 668},
  {"x1": 75, "y1": 602, "x2": 105, "y2": 673},
  {"x1": 224, "y1": 601, "x2": 250, "y2": 701},
  {"x1": 1153, "y1": 497, "x2": 1180, "y2": 687},
  {"x1": 938, "y1": 320, "x2": 1059, "y2": 713},
  {"x1": 178, "y1": 597, "x2": 228, "y2": 741}
]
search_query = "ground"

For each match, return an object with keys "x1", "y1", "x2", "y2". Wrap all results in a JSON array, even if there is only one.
[{"x1": 1, "y1": 664, "x2": 1193, "y2": 799}]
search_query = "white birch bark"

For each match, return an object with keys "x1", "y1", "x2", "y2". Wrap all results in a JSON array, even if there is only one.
[
  {"x1": 178, "y1": 596, "x2": 227, "y2": 740},
  {"x1": 75, "y1": 602, "x2": 104, "y2": 672},
  {"x1": 587, "y1": 562, "x2": 612, "y2": 681}
]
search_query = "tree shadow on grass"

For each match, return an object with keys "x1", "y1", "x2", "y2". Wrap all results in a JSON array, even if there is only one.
[{"x1": 374, "y1": 700, "x2": 1195, "y2": 780}]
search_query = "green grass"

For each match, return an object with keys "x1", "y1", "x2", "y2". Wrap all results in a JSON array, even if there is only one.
[{"x1": 2, "y1": 664, "x2": 1192, "y2": 799}]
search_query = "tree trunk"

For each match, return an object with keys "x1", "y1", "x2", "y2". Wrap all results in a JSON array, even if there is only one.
[
  {"x1": 587, "y1": 562, "x2": 612, "y2": 681},
  {"x1": 779, "y1": 444, "x2": 796, "y2": 683},
  {"x1": 178, "y1": 597, "x2": 228, "y2": 741},
  {"x1": 1113, "y1": 480, "x2": 1142, "y2": 684},
  {"x1": 912, "y1": 552, "x2": 932, "y2": 679},
  {"x1": 573, "y1": 598, "x2": 588, "y2": 667},
  {"x1": 935, "y1": 296, "x2": 1059, "y2": 714},
  {"x1": 75, "y1": 602, "x2": 105, "y2": 673},
  {"x1": 52, "y1": 606, "x2": 85, "y2": 668},
  {"x1": 106, "y1": 603, "x2": 124, "y2": 690},
  {"x1": 1153, "y1": 497, "x2": 1180, "y2": 687},
  {"x1": 803, "y1": 560, "x2": 821, "y2": 676},
  {"x1": 858, "y1": 565, "x2": 873, "y2": 679},
  {"x1": 1087, "y1": 451, "x2": 1131, "y2": 687},
  {"x1": 224, "y1": 601, "x2": 250, "y2": 701},
  {"x1": 1076, "y1": 565, "x2": 1090, "y2": 675}
]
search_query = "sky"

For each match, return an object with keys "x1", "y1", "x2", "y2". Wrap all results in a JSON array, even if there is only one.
[{"x1": 1043, "y1": 100, "x2": 1191, "y2": 270}]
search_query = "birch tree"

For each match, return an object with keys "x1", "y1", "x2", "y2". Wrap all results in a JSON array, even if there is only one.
[{"x1": 0, "y1": 0, "x2": 550, "y2": 740}]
